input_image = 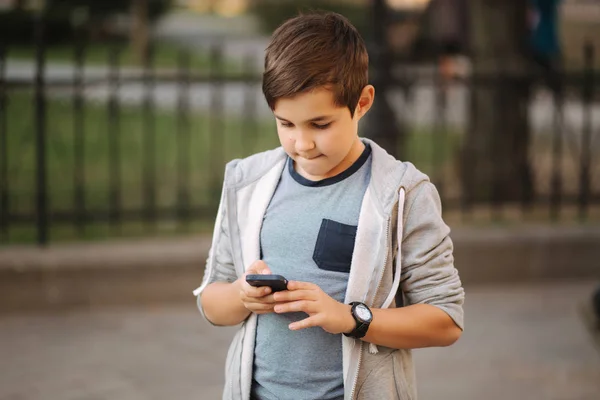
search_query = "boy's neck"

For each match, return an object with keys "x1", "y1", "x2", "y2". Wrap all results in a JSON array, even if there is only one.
[{"x1": 334, "y1": 138, "x2": 366, "y2": 177}]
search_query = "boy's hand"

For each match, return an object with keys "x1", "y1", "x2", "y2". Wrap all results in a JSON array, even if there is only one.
[
  {"x1": 238, "y1": 260, "x2": 278, "y2": 315},
  {"x1": 272, "y1": 281, "x2": 355, "y2": 335}
]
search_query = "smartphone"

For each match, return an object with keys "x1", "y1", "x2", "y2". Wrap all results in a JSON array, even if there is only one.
[{"x1": 246, "y1": 274, "x2": 288, "y2": 292}]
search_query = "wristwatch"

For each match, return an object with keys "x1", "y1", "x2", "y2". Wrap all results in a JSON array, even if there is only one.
[{"x1": 344, "y1": 302, "x2": 373, "y2": 339}]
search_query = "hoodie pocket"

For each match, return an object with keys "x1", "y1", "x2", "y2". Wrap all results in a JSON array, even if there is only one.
[
  {"x1": 356, "y1": 348, "x2": 415, "y2": 400},
  {"x1": 312, "y1": 219, "x2": 357, "y2": 273},
  {"x1": 392, "y1": 349, "x2": 415, "y2": 400},
  {"x1": 355, "y1": 349, "x2": 396, "y2": 399}
]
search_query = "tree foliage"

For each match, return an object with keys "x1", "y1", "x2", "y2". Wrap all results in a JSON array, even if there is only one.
[{"x1": 0, "y1": 0, "x2": 171, "y2": 44}]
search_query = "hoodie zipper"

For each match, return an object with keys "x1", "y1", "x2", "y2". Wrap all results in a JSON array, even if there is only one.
[
  {"x1": 374, "y1": 214, "x2": 394, "y2": 306},
  {"x1": 348, "y1": 213, "x2": 393, "y2": 399},
  {"x1": 348, "y1": 341, "x2": 363, "y2": 400}
]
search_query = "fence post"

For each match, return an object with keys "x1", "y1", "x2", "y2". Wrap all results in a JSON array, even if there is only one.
[
  {"x1": 491, "y1": 67, "x2": 504, "y2": 222},
  {"x1": 34, "y1": 10, "x2": 48, "y2": 245},
  {"x1": 243, "y1": 52, "x2": 257, "y2": 157},
  {"x1": 108, "y1": 45, "x2": 122, "y2": 233},
  {"x1": 143, "y1": 43, "x2": 156, "y2": 231},
  {"x1": 549, "y1": 65, "x2": 563, "y2": 221},
  {"x1": 461, "y1": 52, "x2": 476, "y2": 223},
  {"x1": 73, "y1": 34, "x2": 86, "y2": 236},
  {"x1": 362, "y1": 0, "x2": 402, "y2": 158},
  {"x1": 209, "y1": 43, "x2": 224, "y2": 207},
  {"x1": 0, "y1": 44, "x2": 7, "y2": 242},
  {"x1": 176, "y1": 49, "x2": 190, "y2": 231},
  {"x1": 578, "y1": 39, "x2": 594, "y2": 221},
  {"x1": 433, "y1": 64, "x2": 448, "y2": 203}
]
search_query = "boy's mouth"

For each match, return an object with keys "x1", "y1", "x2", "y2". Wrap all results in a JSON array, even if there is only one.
[{"x1": 298, "y1": 154, "x2": 323, "y2": 160}]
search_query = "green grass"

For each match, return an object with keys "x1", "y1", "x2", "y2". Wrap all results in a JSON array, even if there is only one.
[
  {"x1": 1, "y1": 92, "x2": 279, "y2": 244},
  {"x1": 1, "y1": 92, "x2": 462, "y2": 244},
  {"x1": 402, "y1": 125, "x2": 462, "y2": 174},
  {"x1": 5, "y1": 40, "x2": 245, "y2": 73}
]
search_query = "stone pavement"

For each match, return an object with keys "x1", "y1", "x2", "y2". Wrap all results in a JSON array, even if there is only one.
[{"x1": 0, "y1": 281, "x2": 599, "y2": 400}]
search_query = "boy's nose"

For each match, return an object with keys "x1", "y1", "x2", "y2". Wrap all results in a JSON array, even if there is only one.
[{"x1": 294, "y1": 133, "x2": 316, "y2": 153}]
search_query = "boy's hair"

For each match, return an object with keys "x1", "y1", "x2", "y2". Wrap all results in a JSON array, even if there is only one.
[{"x1": 262, "y1": 12, "x2": 369, "y2": 117}]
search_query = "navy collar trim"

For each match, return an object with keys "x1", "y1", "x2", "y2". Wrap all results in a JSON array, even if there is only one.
[{"x1": 288, "y1": 144, "x2": 372, "y2": 187}]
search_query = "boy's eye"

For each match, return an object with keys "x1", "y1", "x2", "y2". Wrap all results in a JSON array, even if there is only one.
[
  {"x1": 313, "y1": 122, "x2": 332, "y2": 130},
  {"x1": 280, "y1": 122, "x2": 294, "y2": 128}
]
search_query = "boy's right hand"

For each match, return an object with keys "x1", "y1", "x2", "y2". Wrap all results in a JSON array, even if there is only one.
[{"x1": 238, "y1": 260, "x2": 278, "y2": 315}]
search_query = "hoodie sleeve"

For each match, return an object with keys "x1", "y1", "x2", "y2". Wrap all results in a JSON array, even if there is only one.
[
  {"x1": 399, "y1": 181, "x2": 465, "y2": 330},
  {"x1": 193, "y1": 172, "x2": 238, "y2": 322}
]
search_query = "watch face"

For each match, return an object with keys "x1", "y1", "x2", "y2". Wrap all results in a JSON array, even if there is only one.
[{"x1": 355, "y1": 304, "x2": 372, "y2": 322}]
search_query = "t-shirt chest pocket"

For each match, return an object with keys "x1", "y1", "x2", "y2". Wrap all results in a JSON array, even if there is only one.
[{"x1": 312, "y1": 219, "x2": 357, "y2": 273}]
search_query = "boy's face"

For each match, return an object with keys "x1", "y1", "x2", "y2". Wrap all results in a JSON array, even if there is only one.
[{"x1": 273, "y1": 86, "x2": 374, "y2": 181}]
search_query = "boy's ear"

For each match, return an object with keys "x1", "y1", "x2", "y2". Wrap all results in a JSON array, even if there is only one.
[{"x1": 354, "y1": 85, "x2": 375, "y2": 120}]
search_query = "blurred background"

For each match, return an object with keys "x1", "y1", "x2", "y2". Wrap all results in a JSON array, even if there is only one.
[{"x1": 0, "y1": 0, "x2": 599, "y2": 399}]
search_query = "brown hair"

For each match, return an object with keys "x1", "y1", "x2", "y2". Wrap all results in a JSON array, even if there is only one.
[{"x1": 262, "y1": 12, "x2": 369, "y2": 117}]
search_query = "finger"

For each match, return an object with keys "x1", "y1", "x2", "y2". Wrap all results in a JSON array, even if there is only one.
[
  {"x1": 241, "y1": 286, "x2": 272, "y2": 299},
  {"x1": 243, "y1": 294, "x2": 278, "y2": 305},
  {"x1": 240, "y1": 285, "x2": 272, "y2": 299},
  {"x1": 273, "y1": 289, "x2": 316, "y2": 303},
  {"x1": 244, "y1": 302, "x2": 275, "y2": 313},
  {"x1": 274, "y1": 300, "x2": 315, "y2": 314},
  {"x1": 245, "y1": 261, "x2": 261, "y2": 274},
  {"x1": 286, "y1": 281, "x2": 318, "y2": 291},
  {"x1": 289, "y1": 315, "x2": 321, "y2": 331},
  {"x1": 242, "y1": 284, "x2": 272, "y2": 297},
  {"x1": 260, "y1": 266, "x2": 272, "y2": 274}
]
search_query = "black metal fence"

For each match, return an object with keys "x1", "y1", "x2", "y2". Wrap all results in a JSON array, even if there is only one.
[{"x1": 1, "y1": 35, "x2": 599, "y2": 245}]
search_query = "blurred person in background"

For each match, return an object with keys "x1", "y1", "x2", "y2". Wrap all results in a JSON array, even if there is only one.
[
  {"x1": 426, "y1": 0, "x2": 470, "y2": 84},
  {"x1": 528, "y1": 0, "x2": 563, "y2": 94}
]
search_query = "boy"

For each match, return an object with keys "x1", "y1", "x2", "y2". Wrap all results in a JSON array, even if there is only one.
[{"x1": 194, "y1": 12, "x2": 464, "y2": 400}]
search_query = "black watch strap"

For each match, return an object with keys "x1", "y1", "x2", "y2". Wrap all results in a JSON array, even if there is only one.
[{"x1": 343, "y1": 302, "x2": 372, "y2": 339}]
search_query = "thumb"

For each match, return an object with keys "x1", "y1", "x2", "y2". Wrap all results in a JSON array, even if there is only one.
[
  {"x1": 260, "y1": 266, "x2": 272, "y2": 274},
  {"x1": 247, "y1": 260, "x2": 270, "y2": 274},
  {"x1": 256, "y1": 260, "x2": 271, "y2": 274},
  {"x1": 256, "y1": 260, "x2": 272, "y2": 274}
]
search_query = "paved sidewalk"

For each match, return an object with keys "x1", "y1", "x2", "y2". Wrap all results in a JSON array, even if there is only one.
[{"x1": 0, "y1": 281, "x2": 599, "y2": 400}]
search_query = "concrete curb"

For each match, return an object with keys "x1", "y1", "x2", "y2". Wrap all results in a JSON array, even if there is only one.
[
  {"x1": 452, "y1": 225, "x2": 600, "y2": 284},
  {"x1": 0, "y1": 236, "x2": 212, "y2": 272},
  {"x1": 1, "y1": 226, "x2": 599, "y2": 313},
  {"x1": 0, "y1": 237, "x2": 211, "y2": 313}
]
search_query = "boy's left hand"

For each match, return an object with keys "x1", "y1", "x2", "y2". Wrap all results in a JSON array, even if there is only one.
[{"x1": 272, "y1": 281, "x2": 355, "y2": 335}]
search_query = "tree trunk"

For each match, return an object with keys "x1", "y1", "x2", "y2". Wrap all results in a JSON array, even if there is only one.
[
  {"x1": 130, "y1": 0, "x2": 150, "y2": 66},
  {"x1": 461, "y1": 0, "x2": 533, "y2": 204}
]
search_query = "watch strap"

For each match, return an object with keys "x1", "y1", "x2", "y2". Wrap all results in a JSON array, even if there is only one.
[{"x1": 344, "y1": 302, "x2": 371, "y2": 339}]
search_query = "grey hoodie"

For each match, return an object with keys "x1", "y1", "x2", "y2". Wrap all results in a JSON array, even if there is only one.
[{"x1": 193, "y1": 138, "x2": 464, "y2": 400}]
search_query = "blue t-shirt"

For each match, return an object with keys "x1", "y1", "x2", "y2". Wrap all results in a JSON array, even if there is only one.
[{"x1": 251, "y1": 144, "x2": 372, "y2": 400}]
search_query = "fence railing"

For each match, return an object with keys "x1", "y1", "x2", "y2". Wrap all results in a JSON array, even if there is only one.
[{"x1": 0, "y1": 39, "x2": 599, "y2": 245}]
